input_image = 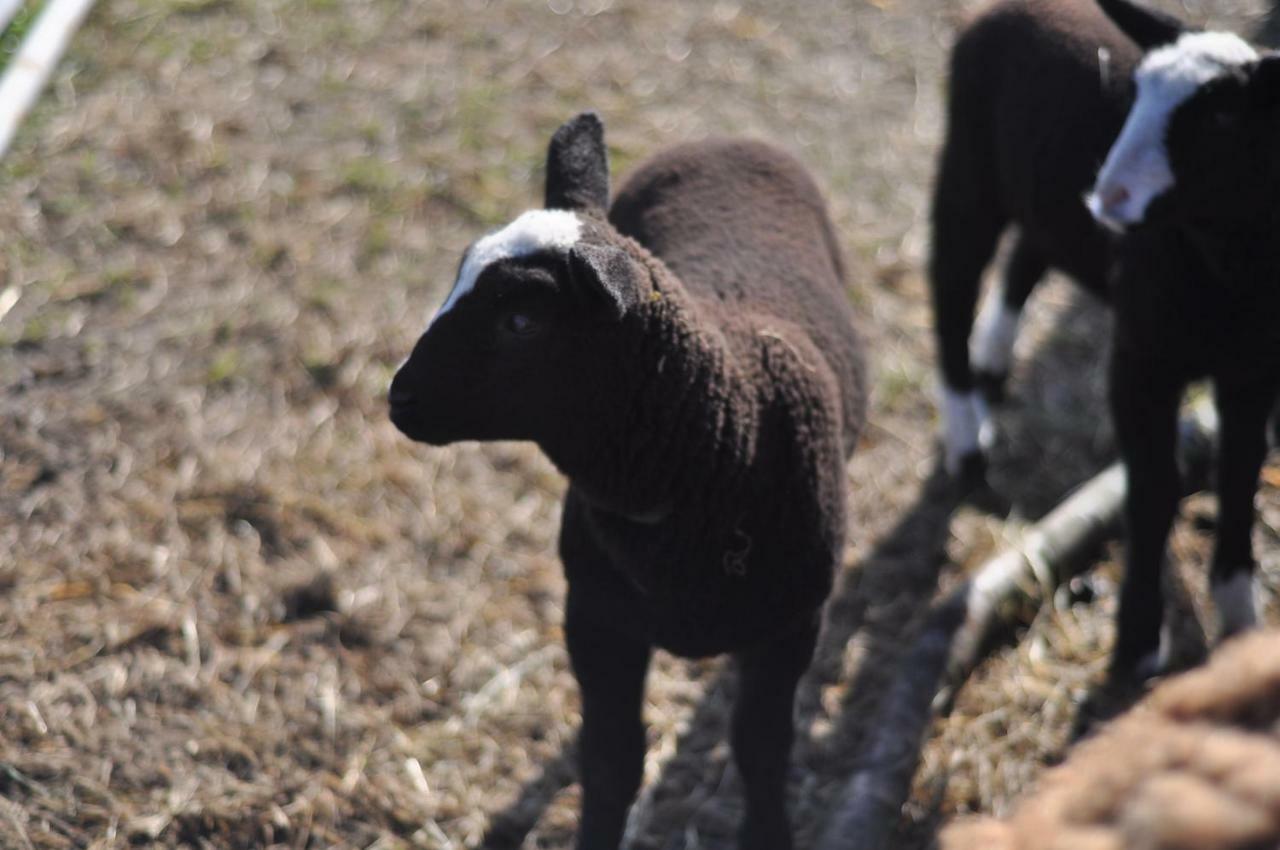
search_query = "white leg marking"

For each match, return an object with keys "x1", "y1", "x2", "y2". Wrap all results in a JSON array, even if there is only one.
[
  {"x1": 975, "y1": 393, "x2": 994, "y2": 453},
  {"x1": 1212, "y1": 571, "x2": 1260, "y2": 637},
  {"x1": 970, "y1": 284, "x2": 1020, "y2": 378},
  {"x1": 941, "y1": 386, "x2": 991, "y2": 475},
  {"x1": 1157, "y1": 617, "x2": 1172, "y2": 675},
  {"x1": 1134, "y1": 640, "x2": 1172, "y2": 681}
]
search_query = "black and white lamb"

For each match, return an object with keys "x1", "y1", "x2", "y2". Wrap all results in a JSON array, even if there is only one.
[
  {"x1": 931, "y1": 0, "x2": 1144, "y2": 479},
  {"x1": 388, "y1": 113, "x2": 866, "y2": 850},
  {"x1": 1083, "y1": 0, "x2": 1280, "y2": 679}
]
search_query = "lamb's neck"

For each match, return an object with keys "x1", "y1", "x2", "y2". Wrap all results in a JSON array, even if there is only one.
[
  {"x1": 1180, "y1": 212, "x2": 1280, "y2": 289},
  {"x1": 548, "y1": 271, "x2": 758, "y2": 521}
]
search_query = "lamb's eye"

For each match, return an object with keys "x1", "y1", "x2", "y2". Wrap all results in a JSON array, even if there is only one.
[{"x1": 503, "y1": 312, "x2": 540, "y2": 337}]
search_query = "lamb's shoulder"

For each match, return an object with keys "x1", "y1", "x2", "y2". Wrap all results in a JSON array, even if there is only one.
[
  {"x1": 731, "y1": 311, "x2": 846, "y2": 455},
  {"x1": 733, "y1": 310, "x2": 850, "y2": 555}
]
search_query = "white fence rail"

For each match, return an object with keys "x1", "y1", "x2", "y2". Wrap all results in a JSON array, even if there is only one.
[
  {"x1": 0, "y1": 0, "x2": 98, "y2": 160},
  {"x1": 0, "y1": 0, "x2": 25, "y2": 36}
]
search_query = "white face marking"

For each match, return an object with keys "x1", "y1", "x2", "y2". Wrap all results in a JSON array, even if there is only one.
[
  {"x1": 429, "y1": 209, "x2": 582, "y2": 327},
  {"x1": 1087, "y1": 31, "x2": 1258, "y2": 231},
  {"x1": 940, "y1": 385, "x2": 992, "y2": 475},
  {"x1": 1211, "y1": 571, "x2": 1259, "y2": 636},
  {"x1": 970, "y1": 284, "x2": 1020, "y2": 377}
]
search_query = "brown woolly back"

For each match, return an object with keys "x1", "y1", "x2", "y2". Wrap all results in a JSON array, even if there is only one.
[
  {"x1": 939, "y1": 0, "x2": 1141, "y2": 287},
  {"x1": 610, "y1": 138, "x2": 865, "y2": 449}
]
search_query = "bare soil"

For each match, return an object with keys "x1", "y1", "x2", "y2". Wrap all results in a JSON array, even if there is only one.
[{"x1": 0, "y1": 1, "x2": 1277, "y2": 848}]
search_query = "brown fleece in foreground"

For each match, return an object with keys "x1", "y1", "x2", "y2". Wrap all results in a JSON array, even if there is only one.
[{"x1": 939, "y1": 629, "x2": 1280, "y2": 850}]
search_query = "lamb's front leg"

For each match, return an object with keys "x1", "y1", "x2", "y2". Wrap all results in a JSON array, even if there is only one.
[
  {"x1": 1209, "y1": 381, "x2": 1273, "y2": 638},
  {"x1": 1110, "y1": 349, "x2": 1182, "y2": 680},
  {"x1": 566, "y1": 595, "x2": 652, "y2": 850},
  {"x1": 730, "y1": 615, "x2": 819, "y2": 850}
]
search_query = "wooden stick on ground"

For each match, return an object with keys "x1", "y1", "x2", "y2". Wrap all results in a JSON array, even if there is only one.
[
  {"x1": 0, "y1": 0, "x2": 98, "y2": 160},
  {"x1": 814, "y1": 404, "x2": 1218, "y2": 850}
]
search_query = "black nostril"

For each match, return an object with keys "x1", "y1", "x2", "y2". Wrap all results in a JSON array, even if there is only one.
[
  {"x1": 1102, "y1": 184, "x2": 1130, "y2": 208},
  {"x1": 388, "y1": 382, "x2": 415, "y2": 407}
]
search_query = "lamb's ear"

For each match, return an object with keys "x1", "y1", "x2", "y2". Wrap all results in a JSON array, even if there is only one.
[
  {"x1": 566, "y1": 242, "x2": 640, "y2": 322},
  {"x1": 1097, "y1": 0, "x2": 1187, "y2": 50},
  {"x1": 545, "y1": 112, "x2": 610, "y2": 212}
]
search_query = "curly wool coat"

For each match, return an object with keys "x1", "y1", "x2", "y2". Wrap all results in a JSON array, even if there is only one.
[{"x1": 553, "y1": 137, "x2": 867, "y2": 657}]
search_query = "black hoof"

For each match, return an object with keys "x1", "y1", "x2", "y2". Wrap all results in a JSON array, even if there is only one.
[
  {"x1": 974, "y1": 370, "x2": 1009, "y2": 405},
  {"x1": 1106, "y1": 641, "x2": 1164, "y2": 690},
  {"x1": 955, "y1": 450, "x2": 988, "y2": 493},
  {"x1": 1071, "y1": 673, "x2": 1147, "y2": 741},
  {"x1": 949, "y1": 452, "x2": 1012, "y2": 515}
]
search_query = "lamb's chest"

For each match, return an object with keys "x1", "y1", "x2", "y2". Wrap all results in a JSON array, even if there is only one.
[{"x1": 578, "y1": 509, "x2": 831, "y2": 657}]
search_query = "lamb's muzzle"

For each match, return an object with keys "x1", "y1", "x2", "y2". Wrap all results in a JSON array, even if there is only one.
[{"x1": 1086, "y1": 29, "x2": 1260, "y2": 232}]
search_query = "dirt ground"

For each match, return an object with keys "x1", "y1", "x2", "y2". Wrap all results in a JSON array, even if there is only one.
[{"x1": 2, "y1": 0, "x2": 1279, "y2": 848}]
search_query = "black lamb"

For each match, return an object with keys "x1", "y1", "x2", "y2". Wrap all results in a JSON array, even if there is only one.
[
  {"x1": 930, "y1": 0, "x2": 1143, "y2": 479},
  {"x1": 388, "y1": 112, "x2": 866, "y2": 850},
  {"x1": 1085, "y1": 0, "x2": 1280, "y2": 680}
]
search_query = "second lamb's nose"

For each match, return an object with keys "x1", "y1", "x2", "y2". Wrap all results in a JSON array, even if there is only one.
[
  {"x1": 1086, "y1": 181, "x2": 1132, "y2": 231},
  {"x1": 1098, "y1": 183, "x2": 1130, "y2": 210}
]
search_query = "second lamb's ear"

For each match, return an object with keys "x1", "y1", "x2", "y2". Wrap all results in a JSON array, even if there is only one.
[
  {"x1": 567, "y1": 242, "x2": 640, "y2": 322},
  {"x1": 545, "y1": 112, "x2": 610, "y2": 212},
  {"x1": 1096, "y1": 0, "x2": 1187, "y2": 50}
]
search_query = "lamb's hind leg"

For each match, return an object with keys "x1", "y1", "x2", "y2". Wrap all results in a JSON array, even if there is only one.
[
  {"x1": 1210, "y1": 381, "x2": 1273, "y2": 639},
  {"x1": 730, "y1": 614, "x2": 819, "y2": 850},
  {"x1": 971, "y1": 232, "x2": 1048, "y2": 404},
  {"x1": 566, "y1": 595, "x2": 652, "y2": 850}
]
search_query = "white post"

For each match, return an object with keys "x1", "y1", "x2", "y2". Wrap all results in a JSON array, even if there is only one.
[
  {"x1": 0, "y1": 0, "x2": 98, "y2": 160},
  {"x1": 0, "y1": 0, "x2": 25, "y2": 37}
]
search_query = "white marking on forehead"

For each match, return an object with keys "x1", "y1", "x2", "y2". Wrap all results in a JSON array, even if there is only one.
[
  {"x1": 1088, "y1": 32, "x2": 1258, "y2": 230},
  {"x1": 1136, "y1": 31, "x2": 1257, "y2": 91},
  {"x1": 430, "y1": 209, "x2": 582, "y2": 326}
]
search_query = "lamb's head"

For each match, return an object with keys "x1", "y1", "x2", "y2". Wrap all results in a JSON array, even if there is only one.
[
  {"x1": 389, "y1": 112, "x2": 651, "y2": 447},
  {"x1": 1088, "y1": 0, "x2": 1280, "y2": 232}
]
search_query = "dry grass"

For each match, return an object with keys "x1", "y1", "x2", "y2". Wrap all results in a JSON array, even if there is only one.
[{"x1": 0, "y1": 0, "x2": 1276, "y2": 848}]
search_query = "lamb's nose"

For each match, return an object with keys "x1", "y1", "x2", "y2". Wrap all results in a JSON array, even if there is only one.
[
  {"x1": 387, "y1": 373, "x2": 417, "y2": 410},
  {"x1": 1098, "y1": 184, "x2": 1130, "y2": 210},
  {"x1": 1085, "y1": 182, "x2": 1132, "y2": 231}
]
